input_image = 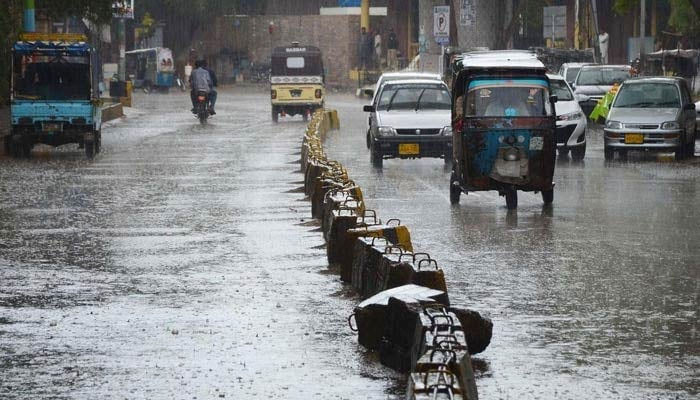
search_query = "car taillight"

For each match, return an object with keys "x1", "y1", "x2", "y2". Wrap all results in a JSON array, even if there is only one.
[
  {"x1": 315, "y1": 89, "x2": 322, "y2": 99},
  {"x1": 198, "y1": 96, "x2": 206, "y2": 101},
  {"x1": 271, "y1": 90, "x2": 277, "y2": 99}
]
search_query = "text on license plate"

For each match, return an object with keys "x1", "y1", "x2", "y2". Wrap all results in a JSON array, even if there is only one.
[
  {"x1": 625, "y1": 133, "x2": 644, "y2": 144},
  {"x1": 398, "y1": 143, "x2": 420, "y2": 155}
]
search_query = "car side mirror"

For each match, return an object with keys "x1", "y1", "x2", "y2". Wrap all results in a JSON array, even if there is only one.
[
  {"x1": 684, "y1": 103, "x2": 696, "y2": 111},
  {"x1": 363, "y1": 105, "x2": 375, "y2": 112},
  {"x1": 363, "y1": 88, "x2": 374, "y2": 97},
  {"x1": 549, "y1": 95, "x2": 558, "y2": 104}
]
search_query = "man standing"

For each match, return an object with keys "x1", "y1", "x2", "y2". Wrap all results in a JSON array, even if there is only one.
[
  {"x1": 190, "y1": 60, "x2": 213, "y2": 114},
  {"x1": 599, "y1": 30, "x2": 609, "y2": 64},
  {"x1": 359, "y1": 27, "x2": 369, "y2": 70},
  {"x1": 387, "y1": 28, "x2": 398, "y2": 71},
  {"x1": 374, "y1": 30, "x2": 382, "y2": 69}
]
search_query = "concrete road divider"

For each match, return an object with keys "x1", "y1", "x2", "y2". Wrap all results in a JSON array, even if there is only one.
[
  {"x1": 297, "y1": 108, "x2": 486, "y2": 399},
  {"x1": 101, "y1": 101, "x2": 124, "y2": 123},
  {"x1": 349, "y1": 284, "x2": 446, "y2": 351}
]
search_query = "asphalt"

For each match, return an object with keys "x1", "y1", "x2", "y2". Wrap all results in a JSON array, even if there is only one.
[{"x1": 0, "y1": 88, "x2": 698, "y2": 399}]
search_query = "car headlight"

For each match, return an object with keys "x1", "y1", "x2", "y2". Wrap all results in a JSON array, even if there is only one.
[
  {"x1": 661, "y1": 121, "x2": 680, "y2": 130},
  {"x1": 557, "y1": 111, "x2": 583, "y2": 121},
  {"x1": 441, "y1": 126, "x2": 452, "y2": 136},
  {"x1": 377, "y1": 126, "x2": 396, "y2": 136},
  {"x1": 606, "y1": 120, "x2": 622, "y2": 129}
]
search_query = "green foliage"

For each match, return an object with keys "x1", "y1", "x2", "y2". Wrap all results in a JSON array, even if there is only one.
[
  {"x1": 613, "y1": 0, "x2": 640, "y2": 15},
  {"x1": 35, "y1": 0, "x2": 114, "y2": 24},
  {"x1": 668, "y1": 0, "x2": 700, "y2": 36}
]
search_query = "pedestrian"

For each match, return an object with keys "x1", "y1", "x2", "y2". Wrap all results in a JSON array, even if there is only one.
[
  {"x1": 387, "y1": 28, "x2": 398, "y2": 71},
  {"x1": 184, "y1": 62, "x2": 192, "y2": 89},
  {"x1": 359, "y1": 27, "x2": 369, "y2": 70},
  {"x1": 599, "y1": 29, "x2": 609, "y2": 64},
  {"x1": 374, "y1": 30, "x2": 382, "y2": 69}
]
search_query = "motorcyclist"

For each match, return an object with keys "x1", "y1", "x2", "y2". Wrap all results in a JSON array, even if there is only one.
[
  {"x1": 201, "y1": 59, "x2": 218, "y2": 114},
  {"x1": 190, "y1": 59, "x2": 214, "y2": 115}
]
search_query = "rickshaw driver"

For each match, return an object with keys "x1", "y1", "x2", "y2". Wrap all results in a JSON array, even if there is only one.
[{"x1": 484, "y1": 88, "x2": 529, "y2": 117}]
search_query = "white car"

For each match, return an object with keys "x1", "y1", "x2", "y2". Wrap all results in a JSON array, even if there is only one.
[
  {"x1": 548, "y1": 74, "x2": 587, "y2": 160},
  {"x1": 365, "y1": 72, "x2": 443, "y2": 148},
  {"x1": 363, "y1": 79, "x2": 452, "y2": 168}
]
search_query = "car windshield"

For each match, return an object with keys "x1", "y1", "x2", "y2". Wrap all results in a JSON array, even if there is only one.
[
  {"x1": 465, "y1": 78, "x2": 552, "y2": 117},
  {"x1": 565, "y1": 67, "x2": 581, "y2": 83},
  {"x1": 613, "y1": 82, "x2": 680, "y2": 108},
  {"x1": 550, "y1": 79, "x2": 574, "y2": 101},
  {"x1": 576, "y1": 68, "x2": 630, "y2": 86},
  {"x1": 377, "y1": 84, "x2": 451, "y2": 111}
]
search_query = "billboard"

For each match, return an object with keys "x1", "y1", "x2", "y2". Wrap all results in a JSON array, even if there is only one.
[{"x1": 113, "y1": 0, "x2": 134, "y2": 19}]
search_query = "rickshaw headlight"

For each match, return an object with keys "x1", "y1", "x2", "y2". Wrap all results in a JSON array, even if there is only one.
[
  {"x1": 378, "y1": 126, "x2": 396, "y2": 136},
  {"x1": 315, "y1": 89, "x2": 322, "y2": 99},
  {"x1": 606, "y1": 120, "x2": 622, "y2": 129},
  {"x1": 504, "y1": 147, "x2": 520, "y2": 161},
  {"x1": 440, "y1": 126, "x2": 452, "y2": 136}
]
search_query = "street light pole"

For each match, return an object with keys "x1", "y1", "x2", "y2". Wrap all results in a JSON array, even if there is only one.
[{"x1": 639, "y1": 0, "x2": 646, "y2": 57}]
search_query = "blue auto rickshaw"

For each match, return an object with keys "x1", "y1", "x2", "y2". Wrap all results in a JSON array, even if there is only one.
[
  {"x1": 125, "y1": 47, "x2": 175, "y2": 92},
  {"x1": 8, "y1": 33, "x2": 102, "y2": 159},
  {"x1": 449, "y1": 51, "x2": 557, "y2": 209}
]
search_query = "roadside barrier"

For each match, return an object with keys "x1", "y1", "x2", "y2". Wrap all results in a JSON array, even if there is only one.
[{"x1": 299, "y1": 109, "x2": 490, "y2": 400}]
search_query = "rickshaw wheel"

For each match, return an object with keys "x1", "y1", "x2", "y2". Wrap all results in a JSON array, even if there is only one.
[
  {"x1": 272, "y1": 107, "x2": 279, "y2": 123},
  {"x1": 449, "y1": 183, "x2": 460, "y2": 204},
  {"x1": 505, "y1": 189, "x2": 518, "y2": 210},
  {"x1": 541, "y1": 189, "x2": 554, "y2": 204}
]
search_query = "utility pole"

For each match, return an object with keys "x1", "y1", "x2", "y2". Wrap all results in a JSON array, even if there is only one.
[
  {"x1": 639, "y1": 0, "x2": 646, "y2": 56},
  {"x1": 24, "y1": 0, "x2": 35, "y2": 32},
  {"x1": 118, "y1": 18, "x2": 126, "y2": 81}
]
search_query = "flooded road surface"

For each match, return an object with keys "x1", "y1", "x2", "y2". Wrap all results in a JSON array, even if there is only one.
[
  {"x1": 324, "y1": 96, "x2": 699, "y2": 399},
  {"x1": 0, "y1": 89, "x2": 400, "y2": 399}
]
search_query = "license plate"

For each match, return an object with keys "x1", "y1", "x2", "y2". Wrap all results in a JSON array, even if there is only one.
[
  {"x1": 42, "y1": 123, "x2": 62, "y2": 132},
  {"x1": 290, "y1": 89, "x2": 302, "y2": 97},
  {"x1": 625, "y1": 133, "x2": 644, "y2": 144},
  {"x1": 398, "y1": 143, "x2": 420, "y2": 155}
]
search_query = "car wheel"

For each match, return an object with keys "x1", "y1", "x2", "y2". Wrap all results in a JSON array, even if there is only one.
[
  {"x1": 686, "y1": 132, "x2": 695, "y2": 157},
  {"x1": 541, "y1": 189, "x2": 554, "y2": 204},
  {"x1": 505, "y1": 189, "x2": 518, "y2": 210},
  {"x1": 370, "y1": 142, "x2": 383, "y2": 168},
  {"x1": 366, "y1": 130, "x2": 371, "y2": 149},
  {"x1": 571, "y1": 143, "x2": 586, "y2": 161},
  {"x1": 675, "y1": 143, "x2": 685, "y2": 161},
  {"x1": 604, "y1": 145, "x2": 614, "y2": 161},
  {"x1": 558, "y1": 147, "x2": 569, "y2": 158},
  {"x1": 84, "y1": 139, "x2": 95, "y2": 159}
]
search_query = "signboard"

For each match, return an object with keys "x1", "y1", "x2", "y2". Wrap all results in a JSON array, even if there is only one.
[
  {"x1": 434, "y1": 6, "x2": 450, "y2": 45},
  {"x1": 112, "y1": 0, "x2": 134, "y2": 19},
  {"x1": 460, "y1": 0, "x2": 475, "y2": 27},
  {"x1": 543, "y1": 6, "x2": 566, "y2": 40}
]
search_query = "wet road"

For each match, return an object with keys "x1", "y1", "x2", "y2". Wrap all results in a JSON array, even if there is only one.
[
  {"x1": 0, "y1": 89, "x2": 399, "y2": 399},
  {"x1": 1, "y1": 88, "x2": 698, "y2": 399},
  {"x1": 324, "y1": 97, "x2": 700, "y2": 398}
]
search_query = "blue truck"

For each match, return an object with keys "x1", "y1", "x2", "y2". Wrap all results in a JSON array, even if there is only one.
[{"x1": 7, "y1": 33, "x2": 102, "y2": 159}]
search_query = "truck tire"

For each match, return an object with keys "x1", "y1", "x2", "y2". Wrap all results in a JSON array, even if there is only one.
[{"x1": 84, "y1": 139, "x2": 95, "y2": 159}]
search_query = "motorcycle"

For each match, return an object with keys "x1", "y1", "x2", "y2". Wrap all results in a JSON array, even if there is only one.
[{"x1": 194, "y1": 91, "x2": 210, "y2": 124}]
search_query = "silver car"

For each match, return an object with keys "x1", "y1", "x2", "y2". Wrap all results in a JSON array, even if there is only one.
[
  {"x1": 604, "y1": 77, "x2": 697, "y2": 160},
  {"x1": 572, "y1": 65, "x2": 632, "y2": 117},
  {"x1": 363, "y1": 79, "x2": 452, "y2": 168},
  {"x1": 558, "y1": 62, "x2": 594, "y2": 86}
]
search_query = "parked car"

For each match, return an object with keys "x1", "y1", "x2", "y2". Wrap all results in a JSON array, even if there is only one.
[
  {"x1": 363, "y1": 79, "x2": 452, "y2": 168},
  {"x1": 604, "y1": 77, "x2": 697, "y2": 161},
  {"x1": 558, "y1": 62, "x2": 594, "y2": 86},
  {"x1": 572, "y1": 65, "x2": 632, "y2": 116},
  {"x1": 548, "y1": 74, "x2": 587, "y2": 160},
  {"x1": 364, "y1": 72, "x2": 442, "y2": 148}
]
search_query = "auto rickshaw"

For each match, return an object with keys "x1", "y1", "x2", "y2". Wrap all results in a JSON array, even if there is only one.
[
  {"x1": 270, "y1": 43, "x2": 325, "y2": 123},
  {"x1": 449, "y1": 51, "x2": 557, "y2": 209}
]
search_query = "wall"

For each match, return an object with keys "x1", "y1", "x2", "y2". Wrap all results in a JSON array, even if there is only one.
[{"x1": 204, "y1": 15, "x2": 361, "y2": 88}]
